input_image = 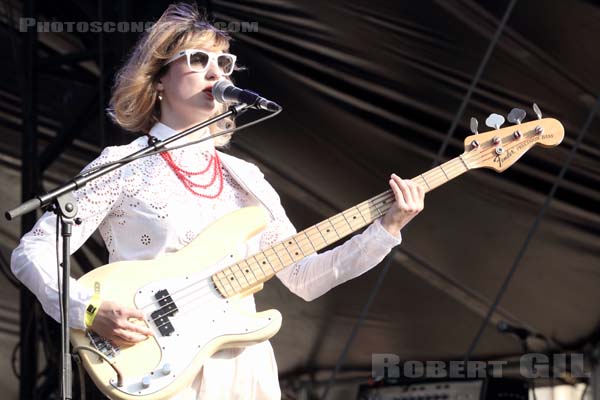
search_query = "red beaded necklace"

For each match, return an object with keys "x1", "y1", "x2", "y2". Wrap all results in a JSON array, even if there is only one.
[{"x1": 159, "y1": 149, "x2": 224, "y2": 199}]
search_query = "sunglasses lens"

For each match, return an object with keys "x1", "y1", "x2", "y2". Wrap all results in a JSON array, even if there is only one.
[
  {"x1": 189, "y1": 51, "x2": 209, "y2": 70},
  {"x1": 217, "y1": 55, "x2": 235, "y2": 75}
]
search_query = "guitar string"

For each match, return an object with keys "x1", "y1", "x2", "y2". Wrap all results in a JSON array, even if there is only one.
[
  {"x1": 136, "y1": 187, "x2": 405, "y2": 311},
  {"x1": 140, "y1": 129, "x2": 547, "y2": 328},
  {"x1": 146, "y1": 190, "x2": 407, "y2": 332},
  {"x1": 140, "y1": 129, "x2": 542, "y2": 322},
  {"x1": 143, "y1": 135, "x2": 530, "y2": 324},
  {"x1": 148, "y1": 182, "x2": 453, "y2": 332},
  {"x1": 138, "y1": 154, "x2": 463, "y2": 310},
  {"x1": 148, "y1": 136, "x2": 548, "y2": 328}
]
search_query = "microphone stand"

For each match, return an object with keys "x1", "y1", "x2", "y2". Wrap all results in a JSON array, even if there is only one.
[{"x1": 5, "y1": 104, "x2": 247, "y2": 400}]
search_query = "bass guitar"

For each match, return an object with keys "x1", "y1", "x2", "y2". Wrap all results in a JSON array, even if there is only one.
[{"x1": 71, "y1": 111, "x2": 564, "y2": 399}]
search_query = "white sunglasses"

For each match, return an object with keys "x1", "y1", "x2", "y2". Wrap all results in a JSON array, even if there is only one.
[{"x1": 165, "y1": 49, "x2": 237, "y2": 76}]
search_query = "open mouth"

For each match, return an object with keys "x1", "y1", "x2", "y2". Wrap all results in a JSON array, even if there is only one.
[{"x1": 203, "y1": 86, "x2": 214, "y2": 99}]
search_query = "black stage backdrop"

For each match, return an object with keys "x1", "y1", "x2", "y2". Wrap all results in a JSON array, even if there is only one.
[{"x1": 0, "y1": 0, "x2": 598, "y2": 398}]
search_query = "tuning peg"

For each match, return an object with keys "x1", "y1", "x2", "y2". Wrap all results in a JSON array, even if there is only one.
[
  {"x1": 485, "y1": 113, "x2": 505, "y2": 130},
  {"x1": 470, "y1": 117, "x2": 479, "y2": 134},
  {"x1": 507, "y1": 108, "x2": 526, "y2": 124},
  {"x1": 532, "y1": 103, "x2": 542, "y2": 119},
  {"x1": 535, "y1": 125, "x2": 544, "y2": 135}
]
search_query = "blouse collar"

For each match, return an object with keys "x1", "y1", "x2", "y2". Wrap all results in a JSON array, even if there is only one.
[{"x1": 148, "y1": 122, "x2": 215, "y2": 150}]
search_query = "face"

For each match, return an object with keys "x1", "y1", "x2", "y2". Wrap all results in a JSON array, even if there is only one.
[{"x1": 157, "y1": 47, "x2": 228, "y2": 128}]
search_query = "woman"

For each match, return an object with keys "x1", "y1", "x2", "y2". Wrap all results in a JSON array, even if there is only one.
[{"x1": 11, "y1": 3, "x2": 425, "y2": 399}]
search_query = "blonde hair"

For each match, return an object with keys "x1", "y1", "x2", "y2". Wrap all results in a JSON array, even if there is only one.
[{"x1": 109, "y1": 2, "x2": 234, "y2": 146}]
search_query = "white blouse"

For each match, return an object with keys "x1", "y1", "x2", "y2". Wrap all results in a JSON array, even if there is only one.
[{"x1": 11, "y1": 122, "x2": 402, "y2": 399}]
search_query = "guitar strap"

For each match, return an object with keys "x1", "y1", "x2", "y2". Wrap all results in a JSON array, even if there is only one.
[{"x1": 218, "y1": 152, "x2": 277, "y2": 222}]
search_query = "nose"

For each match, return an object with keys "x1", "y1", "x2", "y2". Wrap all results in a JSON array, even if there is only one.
[{"x1": 204, "y1": 59, "x2": 221, "y2": 81}]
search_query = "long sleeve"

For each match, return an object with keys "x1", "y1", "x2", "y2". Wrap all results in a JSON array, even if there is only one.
[
  {"x1": 276, "y1": 218, "x2": 401, "y2": 301},
  {"x1": 254, "y1": 170, "x2": 402, "y2": 302},
  {"x1": 10, "y1": 147, "x2": 124, "y2": 330}
]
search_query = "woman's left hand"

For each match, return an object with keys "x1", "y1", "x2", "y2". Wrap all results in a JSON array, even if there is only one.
[{"x1": 380, "y1": 174, "x2": 425, "y2": 237}]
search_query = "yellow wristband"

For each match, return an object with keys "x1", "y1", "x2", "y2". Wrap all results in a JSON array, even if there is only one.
[{"x1": 84, "y1": 282, "x2": 102, "y2": 329}]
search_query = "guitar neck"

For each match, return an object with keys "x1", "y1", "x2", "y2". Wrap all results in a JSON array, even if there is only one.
[{"x1": 212, "y1": 155, "x2": 470, "y2": 297}]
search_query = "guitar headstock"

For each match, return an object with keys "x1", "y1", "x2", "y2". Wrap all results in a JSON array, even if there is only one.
[{"x1": 463, "y1": 105, "x2": 564, "y2": 172}]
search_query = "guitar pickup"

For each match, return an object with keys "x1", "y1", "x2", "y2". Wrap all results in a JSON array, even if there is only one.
[{"x1": 150, "y1": 289, "x2": 179, "y2": 337}]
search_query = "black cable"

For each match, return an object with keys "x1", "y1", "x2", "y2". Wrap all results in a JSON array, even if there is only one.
[
  {"x1": 431, "y1": 0, "x2": 518, "y2": 168},
  {"x1": 463, "y1": 94, "x2": 600, "y2": 362},
  {"x1": 11, "y1": 341, "x2": 20, "y2": 379}
]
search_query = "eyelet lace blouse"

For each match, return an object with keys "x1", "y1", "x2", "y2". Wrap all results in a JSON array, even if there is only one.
[{"x1": 11, "y1": 122, "x2": 402, "y2": 399}]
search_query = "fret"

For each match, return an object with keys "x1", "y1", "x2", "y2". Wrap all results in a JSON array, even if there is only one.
[
  {"x1": 283, "y1": 238, "x2": 304, "y2": 262},
  {"x1": 214, "y1": 272, "x2": 234, "y2": 296},
  {"x1": 215, "y1": 270, "x2": 227, "y2": 283},
  {"x1": 372, "y1": 199, "x2": 384, "y2": 217},
  {"x1": 269, "y1": 246, "x2": 287, "y2": 272},
  {"x1": 355, "y1": 206, "x2": 368, "y2": 225},
  {"x1": 233, "y1": 264, "x2": 251, "y2": 287},
  {"x1": 340, "y1": 212, "x2": 354, "y2": 231},
  {"x1": 439, "y1": 165, "x2": 449, "y2": 181},
  {"x1": 422, "y1": 171, "x2": 442, "y2": 190},
  {"x1": 252, "y1": 252, "x2": 275, "y2": 277},
  {"x1": 217, "y1": 271, "x2": 235, "y2": 292},
  {"x1": 225, "y1": 269, "x2": 243, "y2": 292},
  {"x1": 315, "y1": 224, "x2": 330, "y2": 246},
  {"x1": 326, "y1": 218, "x2": 341, "y2": 239},
  {"x1": 274, "y1": 242, "x2": 295, "y2": 265},
  {"x1": 291, "y1": 236, "x2": 307, "y2": 257},
  {"x1": 420, "y1": 174, "x2": 431, "y2": 190},
  {"x1": 459, "y1": 155, "x2": 470, "y2": 170},
  {"x1": 303, "y1": 230, "x2": 318, "y2": 253},
  {"x1": 242, "y1": 259, "x2": 259, "y2": 283},
  {"x1": 266, "y1": 251, "x2": 283, "y2": 272},
  {"x1": 251, "y1": 254, "x2": 270, "y2": 277}
]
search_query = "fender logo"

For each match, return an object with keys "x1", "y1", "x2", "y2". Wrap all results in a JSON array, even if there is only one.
[{"x1": 494, "y1": 148, "x2": 515, "y2": 167}]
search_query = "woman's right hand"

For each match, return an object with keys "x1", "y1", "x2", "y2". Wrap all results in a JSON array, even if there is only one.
[{"x1": 90, "y1": 300, "x2": 154, "y2": 347}]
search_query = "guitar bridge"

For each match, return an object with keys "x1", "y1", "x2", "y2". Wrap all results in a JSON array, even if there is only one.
[
  {"x1": 87, "y1": 330, "x2": 120, "y2": 359},
  {"x1": 150, "y1": 289, "x2": 179, "y2": 336}
]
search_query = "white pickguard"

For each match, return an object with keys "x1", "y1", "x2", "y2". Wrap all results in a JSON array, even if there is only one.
[{"x1": 108, "y1": 244, "x2": 271, "y2": 396}]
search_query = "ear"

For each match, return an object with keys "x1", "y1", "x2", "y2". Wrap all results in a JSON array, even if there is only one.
[{"x1": 156, "y1": 80, "x2": 164, "y2": 91}]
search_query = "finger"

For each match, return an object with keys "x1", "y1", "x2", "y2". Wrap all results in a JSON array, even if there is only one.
[
  {"x1": 390, "y1": 179, "x2": 409, "y2": 210},
  {"x1": 416, "y1": 183, "x2": 425, "y2": 199},
  {"x1": 124, "y1": 320, "x2": 154, "y2": 336},
  {"x1": 407, "y1": 181, "x2": 421, "y2": 211},
  {"x1": 114, "y1": 328, "x2": 148, "y2": 344},
  {"x1": 416, "y1": 184, "x2": 425, "y2": 208},
  {"x1": 394, "y1": 177, "x2": 413, "y2": 207},
  {"x1": 122, "y1": 307, "x2": 145, "y2": 321}
]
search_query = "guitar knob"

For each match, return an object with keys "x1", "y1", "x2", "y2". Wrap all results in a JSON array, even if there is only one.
[
  {"x1": 162, "y1": 363, "x2": 172, "y2": 376},
  {"x1": 141, "y1": 376, "x2": 151, "y2": 389}
]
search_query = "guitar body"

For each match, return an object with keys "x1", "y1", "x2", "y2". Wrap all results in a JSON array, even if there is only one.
[{"x1": 71, "y1": 206, "x2": 283, "y2": 400}]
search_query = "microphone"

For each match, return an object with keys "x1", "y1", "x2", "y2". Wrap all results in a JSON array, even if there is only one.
[
  {"x1": 497, "y1": 320, "x2": 544, "y2": 340},
  {"x1": 212, "y1": 80, "x2": 282, "y2": 112}
]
